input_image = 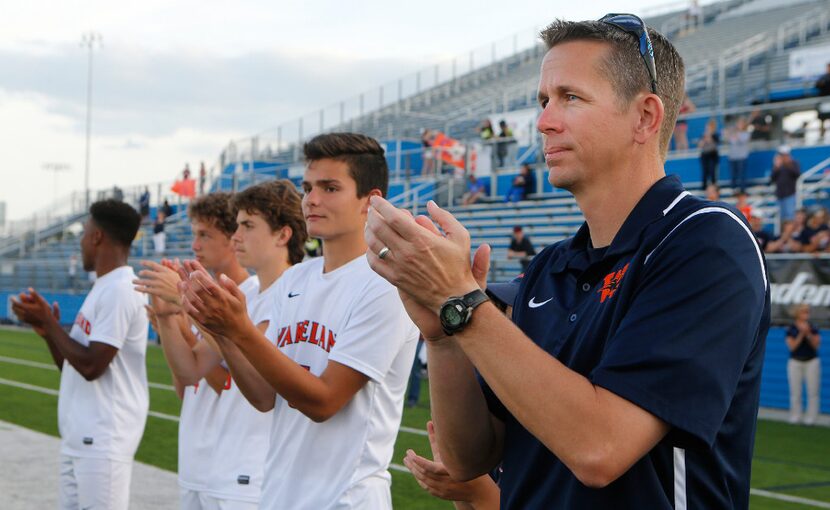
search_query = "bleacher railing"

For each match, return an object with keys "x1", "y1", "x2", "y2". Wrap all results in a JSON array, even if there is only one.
[{"x1": 796, "y1": 155, "x2": 830, "y2": 209}]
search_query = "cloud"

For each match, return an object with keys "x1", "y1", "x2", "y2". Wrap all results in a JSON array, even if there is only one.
[{"x1": 0, "y1": 43, "x2": 422, "y2": 139}]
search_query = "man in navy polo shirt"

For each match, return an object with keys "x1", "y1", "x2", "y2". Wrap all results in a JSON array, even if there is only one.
[{"x1": 365, "y1": 15, "x2": 769, "y2": 510}]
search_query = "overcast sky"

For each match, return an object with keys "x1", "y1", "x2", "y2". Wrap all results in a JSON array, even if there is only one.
[{"x1": 0, "y1": 0, "x2": 672, "y2": 221}]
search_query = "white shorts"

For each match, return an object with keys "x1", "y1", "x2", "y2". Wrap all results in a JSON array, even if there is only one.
[
  {"x1": 180, "y1": 488, "x2": 258, "y2": 510},
  {"x1": 59, "y1": 455, "x2": 133, "y2": 510}
]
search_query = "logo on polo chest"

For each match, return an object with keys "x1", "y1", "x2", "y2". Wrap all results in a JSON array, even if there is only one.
[{"x1": 598, "y1": 263, "x2": 630, "y2": 303}]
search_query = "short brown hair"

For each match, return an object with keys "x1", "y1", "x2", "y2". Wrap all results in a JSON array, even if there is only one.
[
  {"x1": 230, "y1": 180, "x2": 308, "y2": 265},
  {"x1": 188, "y1": 192, "x2": 237, "y2": 237},
  {"x1": 303, "y1": 133, "x2": 388, "y2": 197},
  {"x1": 540, "y1": 19, "x2": 685, "y2": 159}
]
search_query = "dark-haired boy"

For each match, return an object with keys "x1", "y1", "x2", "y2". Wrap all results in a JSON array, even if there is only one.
[
  {"x1": 12, "y1": 199, "x2": 148, "y2": 510},
  {"x1": 181, "y1": 133, "x2": 419, "y2": 509}
]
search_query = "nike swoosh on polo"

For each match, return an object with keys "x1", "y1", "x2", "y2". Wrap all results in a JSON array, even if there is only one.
[
  {"x1": 528, "y1": 296, "x2": 553, "y2": 308},
  {"x1": 288, "y1": 292, "x2": 301, "y2": 298}
]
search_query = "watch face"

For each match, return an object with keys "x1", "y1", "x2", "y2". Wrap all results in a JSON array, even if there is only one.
[{"x1": 440, "y1": 302, "x2": 464, "y2": 327}]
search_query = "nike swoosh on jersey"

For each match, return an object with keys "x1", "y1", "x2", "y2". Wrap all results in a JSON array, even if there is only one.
[
  {"x1": 528, "y1": 296, "x2": 553, "y2": 308},
  {"x1": 288, "y1": 292, "x2": 301, "y2": 298}
]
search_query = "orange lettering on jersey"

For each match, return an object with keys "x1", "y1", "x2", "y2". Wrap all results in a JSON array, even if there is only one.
[
  {"x1": 326, "y1": 330, "x2": 336, "y2": 353},
  {"x1": 223, "y1": 373, "x2": 232, "y2": 390},
  {"x1": 308, "y1": 322, "x2": 320, "y2": 345},
  {"x1": 295, "y1": 320, "x2": 309, "y2": 343},
  {"x1": 277, "y1": 326, "x2": 292, "y2": 347},
  {"x1": 598, "y1": 263, "x2": 630, "y2": 303},
  {"x1": 74, "y1": 313, "x2": 92, "y2": 336}
]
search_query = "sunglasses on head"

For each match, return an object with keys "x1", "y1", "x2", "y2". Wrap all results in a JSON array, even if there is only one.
[{"x1": 599, "y1": 13, "x2": 658, "y2": 94}]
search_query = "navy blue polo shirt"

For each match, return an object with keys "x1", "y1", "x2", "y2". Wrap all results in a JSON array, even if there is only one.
[
  {"x1": 786, "y1": 323, "x2": 819, "y2": 360},
  {"x1": 481, "y1": 175, "x2": 770, "y2": 509}
]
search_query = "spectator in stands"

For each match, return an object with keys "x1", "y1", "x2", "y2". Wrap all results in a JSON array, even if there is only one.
[
  {"x1": 462, "y1": 174, "x2": 486, "y2": 205},
  {"x1": 672, "y1": 94, "x2": 695, "y2": 151},
  {"x1": 685, "y1": 0, "x2": 702, "y2": 32},
  {"x1": 365, "y1": 15, "x2": 769, "y2": 509},
  {"x1": 786, "y1": 304, "x2": 822, "y2": 425},
  {"x1": 199, "y1": 162, "x2": 207, "y2": 195},
  {"x1": 422, "y1": 129, "x2": 436, "y2": 176},
  {"x1": 799, "y1": 208, "x2": 830, "y2": 253},
  {"x1": 791, "y1": 207, "x2": 808, "y2": 244},
  {"x1": 750, "y1": 215, "x2": 772, "y2": 252},
  {"x1": 161, "y1": 199, "x2": 173, "y2": 218},
  {"x1": 506, "y1": 225, "x2": 535, "y2": 272},
  {"x1": 815, "y1": 63, "x2": 830, "y2": 138},
  {"x1": 735, "y1": 191, "x2": 752, "y2": 220},
  {"x1": 770, "y1": 145, "x2": 800, "y2": 224},
  {"x1": 504, "y1": 165, "x2": 536, "y2": 203},
  {"x1": 153, "y1": 212, "x2": 166, "y2": 255},
  {"x1": 705, "y1": 183, "x2": 720, "y2": 201},
  {"x1": 68, "y1": 253, "x2": 78, "y2": 287},
  {"x1": 182, "y1": 163, "x2": 191, "y2": 180},
  {"x1": 496, "y1": 120, "x2": 513, "y2": 168},
  {"x1": 766, "y1": 220, "x2": 801, "y2": 254},
  {"x1": 726, "y1": 117, "x2": 751, "y2": 192},
  {"x1": 139, "y1": 187, "x2": 150, "y2": 222},
  {"x1": 479, "y1": 119, "x2": 494, "y2": 140},
  {"x1": 521, "y1": 163, "x2": 536, "y2": 198},
  {"x1": 748, "y1": 108, "x2": 772, "y2": 141},
  {"x1": 698, "y1": 118, "x2": 720, "y2": 188}
]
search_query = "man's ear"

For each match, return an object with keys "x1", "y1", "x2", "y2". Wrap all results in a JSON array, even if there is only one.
[
  {"x1": 274, "y1": 225, "x2": 293, "y2": 247},
  {"x1": 91, "y1": 227, "x2": 105, "y2": 247},
  {"x1": 633, "y1": 93, "x2": 665, "y2": 146},
  {"x1": 362, "y1": 189, "x2": 383, "y2": 214}
]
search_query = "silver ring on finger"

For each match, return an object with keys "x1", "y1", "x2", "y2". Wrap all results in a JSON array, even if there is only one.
[{"x1": 378, "y1": 246, "x2": 391, "y2": 260}]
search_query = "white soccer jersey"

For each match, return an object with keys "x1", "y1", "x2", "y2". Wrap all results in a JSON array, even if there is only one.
[
  {"x1": 59, "y1": 265, "x2": 149, "y2": 462},
  {"x1": 203, "y1": 276, "x2": 275, "y2": 502},
  {"x1": 178, "y1": 275, "x2": 259, "y2": 493},
  {"x1": 260, "y1": 255, "x2": 419, "y2": 509}
]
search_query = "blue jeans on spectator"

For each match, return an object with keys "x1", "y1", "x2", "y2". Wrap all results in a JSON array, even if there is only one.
[
  {"x1": 730, "y1": 159, "x2": 747, "y2": 192},
  {"x1": 406, "y1": 339, "x2": 424, "y2": 407},
  {"x1": 779, "y1": 195, "x2": 796, "y2": 222},
  {"x1": 505, "y1": 186, "x2": 524, "y2": 203}
]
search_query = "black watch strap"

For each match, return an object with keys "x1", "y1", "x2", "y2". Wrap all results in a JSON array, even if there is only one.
[{"x1": 461, "y1": 289, "x2": 490, "y2": 310}]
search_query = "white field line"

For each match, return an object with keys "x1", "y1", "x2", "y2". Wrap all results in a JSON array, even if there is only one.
[{"x1": 0, "y1": 354, "x2": 426, "y2": 434}]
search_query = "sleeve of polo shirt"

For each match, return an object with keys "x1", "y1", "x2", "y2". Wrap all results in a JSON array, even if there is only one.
[
  {"x1": 89, "y1": 290, "x2": 137, "y2": 349},
  {"x1": 590, "y1": 212, "x2": 767, "y2": 448}
]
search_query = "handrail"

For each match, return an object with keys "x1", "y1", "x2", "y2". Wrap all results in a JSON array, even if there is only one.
[{"x1": 796, "y1": 155, "x2": 830, "y2": 209}]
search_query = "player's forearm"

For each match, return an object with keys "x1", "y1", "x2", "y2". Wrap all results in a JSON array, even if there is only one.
[
  {"x1": 455, "y1": 304, "x2": 668, "y2": 488},
  {"x1": 427, "y1": 337, "x2": 503, "y2": 481},
  {"x1": 43, "y1": 321, "x2": 96, "y2": 376},
  {"x1": 157, "y1": 314, "x2": 202, "y2": 385},
  {"x1": 214, "y1": 335, "x2": 276, "y2": 411},
  {"x1": 230, "y1": 322, "x2": 339, "y2": 420}
]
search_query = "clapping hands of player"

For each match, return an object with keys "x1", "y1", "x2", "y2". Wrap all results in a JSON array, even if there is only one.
[
  {"x1": 178, "y1": 259, "x2": 250, "y2": 341},
  {"x1": 365, "y1": 198, "x2": 490, "y2": 341},
  {"x1": 11, "y1": 288, "x2": 60, "y2": 338},
  {"x1": 403, "y1": 421, "x2": 499, "y2": 509}
]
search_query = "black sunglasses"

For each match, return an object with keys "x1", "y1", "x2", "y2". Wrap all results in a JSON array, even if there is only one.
[{"x1": 599, "y1": 13, "x2": 658, "y2": 94}]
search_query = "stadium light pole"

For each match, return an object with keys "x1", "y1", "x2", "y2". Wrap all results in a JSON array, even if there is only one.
[
  {"x1": 80, "y1": 31, "x2": 102, "y2": 209},
  {"x1": 42, "y1": 163, "x2": 71, "y2": 224}
]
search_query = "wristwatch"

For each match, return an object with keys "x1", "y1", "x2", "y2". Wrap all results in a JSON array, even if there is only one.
[{"x1": 439, "y1": 289, "x2": 490, "y2": 336}]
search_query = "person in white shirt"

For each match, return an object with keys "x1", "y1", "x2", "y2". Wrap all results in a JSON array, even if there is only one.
[
  {"x1": 137, "y1": 182, "x2": 307, "y2": 509},
  {"x1": 12, "y1": 199, "x2": 148, "y2": 510},
  {"x1": 135, "y1": 192, "x2": 255, "y2": 509},
  {"x1": 179, "y1": 133, "x2": 420, "y2": 509}
]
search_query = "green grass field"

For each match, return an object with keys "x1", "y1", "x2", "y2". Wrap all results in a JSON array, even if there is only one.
[{"x1": 1, "y1": 328, "x2": 829, "y2": 509}]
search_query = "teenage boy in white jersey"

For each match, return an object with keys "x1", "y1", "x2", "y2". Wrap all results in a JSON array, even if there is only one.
[
  {"x1": 138, "y1": 182, "x2": 307, "y2": 508},
  {"x1": 136, "y1": 192, "x2": 256, "y2": 509},
  {"x1": 12, "y1": 199, "x2": 148, "y2": 510},
  {"x1": 180, "y1": 133, "x2": 420, "y2": 509}
]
